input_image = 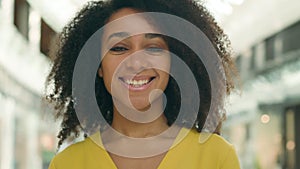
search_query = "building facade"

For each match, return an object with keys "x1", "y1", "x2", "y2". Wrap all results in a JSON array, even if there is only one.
[
  {"x1": 0, "y1": 0, "x2": 57, "y2": 168},
  {"x1": 224, "y1": 20, "x2": 300, "y2": 169}
]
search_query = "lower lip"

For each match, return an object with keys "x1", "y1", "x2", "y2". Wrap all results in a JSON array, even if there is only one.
[{"x1": 120, "y1": 79, "x2": 154, "y2": 91}]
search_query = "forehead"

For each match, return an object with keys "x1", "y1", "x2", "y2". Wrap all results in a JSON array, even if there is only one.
[{"x1": 103, "y1": 8, "x2": 161, "y2": 40}]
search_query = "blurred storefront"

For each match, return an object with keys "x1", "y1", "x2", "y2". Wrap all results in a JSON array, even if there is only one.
[
  {"x1": 1, "y1": 0, "x2": 300, "y2": 169},
  {"x1": 223, "y1": 19, "x2": 300, "y2": 169},
  {"x1": 0, "y1": 0, "x2": 57, "y2": 168}
]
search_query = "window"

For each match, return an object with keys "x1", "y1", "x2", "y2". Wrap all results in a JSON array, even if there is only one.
[
  {"x1": 281, "y1": 21, "x2": 300, "y2": 54},
  {"x1": 250, "y1": 46, "x2": 256, "y2": 69},
  {"x1": 40, "y1": 19, "x2": 57, "y2": 57},
  {"x1": 14, "y1": 0, "x2": 30, "y2": 39},
  {"x1": 265, "y1": 36, "x2": 276, "y2": 62}
]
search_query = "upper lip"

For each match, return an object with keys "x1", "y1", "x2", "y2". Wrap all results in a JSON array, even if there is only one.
[
  {"x1": 118, "y1": 75, "x2": 156, "y2": 83},
  {"x1": 119, "y1": 74, "x2": 156, "y2": 80}
]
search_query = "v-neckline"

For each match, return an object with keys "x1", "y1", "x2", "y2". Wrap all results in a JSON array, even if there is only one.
[{"x1": 89, "y1": 127, "x2": 191, "y2": 169}]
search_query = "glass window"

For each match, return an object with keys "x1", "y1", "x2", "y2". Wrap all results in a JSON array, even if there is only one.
[
  {"x1": 40, "y1": 19, "x2": 57, "y2": 57},
  {"x1": 14, "y1": 0, "x2": 30, "y2": 39}
]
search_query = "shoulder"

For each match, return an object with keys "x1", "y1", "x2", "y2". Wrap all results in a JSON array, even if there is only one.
[
  {"x1": 49, "y1": 140, "x2": 87, "y2": 168},
  {"x1": 168, "y1": 129, "x2": 240, "y2": 168},
  {"x1": 58, "y1": 140, "x2": 87, "y2": 156},
  {"x1": 190, "y1": 129, "x2": 236, "y2": 154},
  {"x1": 163, "y1": 129, "x2": 240, "y2": 169},
  {"x1": 49, "y1": 137, "x2": 101, "y2": 169},
  {"x1": 182, "y1": 129, "x2": 233, "y2": 148},
  {"x1": 188, "y1": 130, "x2": 240, "y2": 168},
  {"x1": 184, "y1": 129, "x2": 237, "y2": 159},
  {"x1": 171, "y1": 128, "x2": 236, "y2": 155}
]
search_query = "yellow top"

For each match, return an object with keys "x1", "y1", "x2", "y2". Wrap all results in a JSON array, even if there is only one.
[{"x1": 49, "y1": 129, "x2": 240, "y2": 169}]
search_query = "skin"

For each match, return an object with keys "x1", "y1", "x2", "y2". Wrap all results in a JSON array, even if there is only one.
[
  {"x1": 47, "y1": 0, "x2": 237, "y2": 149},
  {"x1": 98, "y1": 8, "x2": 171, "y2": 169},
  {"x1": 44, "y1": 1, "x2": 240, "y2": 168}
]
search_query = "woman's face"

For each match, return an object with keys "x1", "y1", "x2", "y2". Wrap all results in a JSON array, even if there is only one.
[{"x1": 99, "y1": 8, "x2": 171, "y2": 111}]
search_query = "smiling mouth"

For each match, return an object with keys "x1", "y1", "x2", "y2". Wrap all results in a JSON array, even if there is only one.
[{"x1": 119, "y1": 76, "x2": 155, "y2": 88}]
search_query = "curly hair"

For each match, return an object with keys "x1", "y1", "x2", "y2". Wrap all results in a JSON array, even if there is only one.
[{"x1": 45, "y1": 0, "x2": 237, "y2": 148}]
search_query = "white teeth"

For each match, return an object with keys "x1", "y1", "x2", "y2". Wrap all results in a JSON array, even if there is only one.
[{"x1": 124, "y1": 79, "x2": 150, "y2": 86}]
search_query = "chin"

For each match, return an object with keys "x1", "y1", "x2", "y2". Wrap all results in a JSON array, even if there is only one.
[{"x1": 130, "y1": 101, "x2": 151, "y2": 112}]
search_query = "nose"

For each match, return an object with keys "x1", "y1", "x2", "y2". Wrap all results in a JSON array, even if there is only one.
[{"x1": 125, "y1": 50, "x2": 150, "y2": 73}]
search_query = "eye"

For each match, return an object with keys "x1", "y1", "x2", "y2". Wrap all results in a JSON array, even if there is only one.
[
  {"x1": 110, "y1": 46, "x2": 128, "y2": 52},
  {"x1": 145, "y1": 47, "x2": 165, "y2": 54}
]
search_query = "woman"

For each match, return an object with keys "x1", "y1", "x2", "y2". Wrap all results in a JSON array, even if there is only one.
[{"x1": 46, "y1": 0, "x2": 240, "y2": 168}]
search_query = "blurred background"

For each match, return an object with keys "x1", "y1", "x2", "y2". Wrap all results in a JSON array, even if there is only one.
[{"x1": 0, "y1": 0, "x2": 299, "y2": 168}]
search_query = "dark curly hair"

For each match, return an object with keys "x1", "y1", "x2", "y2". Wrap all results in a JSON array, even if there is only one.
[{"x1": 45, "y1": 0, "x2": 237, "y2": 148}]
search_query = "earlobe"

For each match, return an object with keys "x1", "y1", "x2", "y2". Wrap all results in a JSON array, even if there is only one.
[{"x1": 98, "y1": 67, "x2": 103, "y2": 77}]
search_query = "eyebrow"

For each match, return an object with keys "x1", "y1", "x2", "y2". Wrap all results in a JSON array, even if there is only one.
[
  {"x1": 107, "y1": 32, "x2": 163, "y2": 42},
  {"x1": 144, "y1": 33, "x2": 164, "y2": 39},
  {"x1": 107, "y1": 32, "x2": 130, "y2": 41}
]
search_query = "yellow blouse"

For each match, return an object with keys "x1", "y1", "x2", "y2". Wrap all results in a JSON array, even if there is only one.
[{"x1": 49, "y1": 129, "x2": 240, "y2": 169}]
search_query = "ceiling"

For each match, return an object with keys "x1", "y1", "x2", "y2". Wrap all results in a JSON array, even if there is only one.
[
  {"x1": 27, "y1": 0, "x2": 300, "y2": 53},
  {"x1": 218, "y1": 0, "x2": 300, "y2": 53}
]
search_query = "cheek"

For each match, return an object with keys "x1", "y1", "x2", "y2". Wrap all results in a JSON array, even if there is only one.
[
  {"x1": 159, "y1": 71, "x2": 170, "y2": 87},
  {"x1": 101, "y1": 56, "x2": 118, "y2": 76},
  {"x1": 100, "y1": 59, "x2": 122, "y2": 91}
]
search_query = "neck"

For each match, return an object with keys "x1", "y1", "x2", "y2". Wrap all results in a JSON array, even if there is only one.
[{"x1": 111, "y1": 99, "x2": 169, "y2": 138}]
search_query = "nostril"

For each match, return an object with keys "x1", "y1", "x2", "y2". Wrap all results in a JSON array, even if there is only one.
[{"x1": 125, "y1": 57, "x2": 150, "y2": 71}]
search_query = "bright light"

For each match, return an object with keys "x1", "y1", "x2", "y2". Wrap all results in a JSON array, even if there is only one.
[
  {"x1": 225, "y1": 0, "x2": 244, "y2": 5},
  {"x1": 40, "y1": 134, "x2": 55, "y2": 151},
  {"x1": 286, "y1": 140, "x2": 295, "y2": 151},
  {"x1": 261, "y1": 114, "x2": 270, "y2": 124},
  {"x1": 206, "y1": 0, "x2": 233, "y2": 15}
]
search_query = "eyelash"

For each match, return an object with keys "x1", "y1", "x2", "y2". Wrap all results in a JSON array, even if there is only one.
[
  {"x1": 109, "y1": 46, "x2": 166, "y2": 55},
  {"x1": 110, "y1": 46, "x2": 128, "y2": 52},
  {"x1": 145, "y1": 47, "x2": 164, "y2": 53}
]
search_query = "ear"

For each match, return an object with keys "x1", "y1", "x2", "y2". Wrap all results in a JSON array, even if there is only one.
[{"x1": 98, "y1": 67, "x2": 103, "y2": 77}]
